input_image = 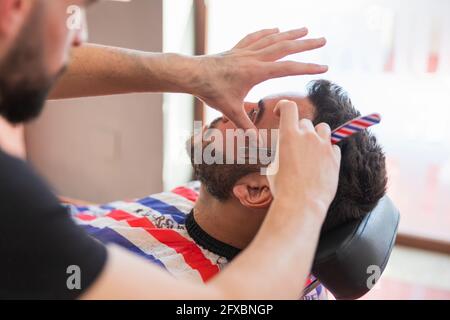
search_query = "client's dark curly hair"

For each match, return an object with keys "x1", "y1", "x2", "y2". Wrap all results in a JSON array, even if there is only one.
[
  {"x1": 307, "y1": 80, "x2": 387, "y2": 231},
  {"x1": 192, "y1": 80, "x2": 387, "y2": 232}
]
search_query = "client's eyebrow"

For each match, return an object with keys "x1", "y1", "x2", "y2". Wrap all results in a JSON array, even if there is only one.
[
  {"x1": 208, "y1": 116, "x2": 223, "y2": 129},
  {"x1": 255, "y1": 99, "x2": 265, "y2": 125}
]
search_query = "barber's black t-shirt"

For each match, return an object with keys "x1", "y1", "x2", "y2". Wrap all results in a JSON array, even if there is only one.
[{"x1": 0, "y1": 148, "x2": 107, "y2": 299}]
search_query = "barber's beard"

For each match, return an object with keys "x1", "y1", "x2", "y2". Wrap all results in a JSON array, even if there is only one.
[
  {"x1": 0, "y1": 65, "x2": 66, "y2": 124},
  {"x1": 0, "y1": 3, "x2": 66, "y2": 124}
]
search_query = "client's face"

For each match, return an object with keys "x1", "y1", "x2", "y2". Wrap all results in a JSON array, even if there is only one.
[{"x1": 190, "y1": 92, "x2": 317, "y2": 202}]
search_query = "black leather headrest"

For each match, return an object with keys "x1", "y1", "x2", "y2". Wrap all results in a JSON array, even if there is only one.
[{"x1": 312, "y1": 196, "x2": 400, "y2": 299}]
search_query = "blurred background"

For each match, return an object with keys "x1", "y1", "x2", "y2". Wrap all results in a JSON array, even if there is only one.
[{"x1": 0, "y1": 0, "x2": 449, "y2": 299}]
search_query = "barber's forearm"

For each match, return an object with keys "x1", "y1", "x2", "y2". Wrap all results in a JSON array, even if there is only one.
[
  {"x1": 209, "y1": 196, "x2": 325, "y2": 299},
  {"x1": 48, "y1": 44, "x2": 199, "y2": 99}
]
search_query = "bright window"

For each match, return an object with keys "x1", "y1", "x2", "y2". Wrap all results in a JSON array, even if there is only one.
[{"x1": 207, "y1": 0, "x2": 450, "y2": 242}]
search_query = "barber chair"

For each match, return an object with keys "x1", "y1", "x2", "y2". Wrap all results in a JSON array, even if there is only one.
[{"x1": 303, "y1": 196, "x2": 400, "y2": 299}]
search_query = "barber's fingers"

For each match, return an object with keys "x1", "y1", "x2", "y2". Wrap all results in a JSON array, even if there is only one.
[
  {"x1": 275, "y1": 101, "x2": 318, "y2": 134},
  {"x1": 264, "y1": 61, "x2": 328, "y2": 80},
  {"x1": 298, "y1": 118, "x2": 315, "y2": 133},
  {"x1": 315, "y1": 122, "x2": 331, "y2": 140},
  {"x1": 332, "y1": 145, "x2": 342, "y2": 169},
  {"x1": 275, "y1": 100, "x2": 299, "y2": 133},
  {"x1": 274, "y1": 101, "x2": 334, "y2": 142},
  {"x1": 316, "y1": 123, "x2": 341, "y2": 162},
  {"x1": 248, "y1": 27, "x2": 308, "y2": 51},
  {"x1": 257, "y1": 37, "x2": 326, "y2": 62},
  {"x1": 233, "y1": 28, "x2": 280, "y2": 49},
  {"x1": 333, "y1": 145, "x2": 342, "y2": 160}
]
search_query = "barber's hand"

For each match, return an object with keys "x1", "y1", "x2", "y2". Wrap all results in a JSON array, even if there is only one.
[
  {"x1": 267, "y1": 100, "x2": 341, "y2": 218},
  {"x1": 193, "y1": 28, "x2": 328, "y2": 129}
]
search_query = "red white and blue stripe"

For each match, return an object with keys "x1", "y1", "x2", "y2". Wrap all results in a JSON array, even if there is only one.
[
  {"x1": 331, "y1": 113, "x2": 381, "y2": 144},
  {"x1": 66, "y1": 183, "x2": 326, "y2": 299}
]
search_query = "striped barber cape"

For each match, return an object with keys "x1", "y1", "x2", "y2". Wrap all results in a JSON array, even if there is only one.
[{"x1": 65, "y1": 182, "x2": 327, "y2": 300}]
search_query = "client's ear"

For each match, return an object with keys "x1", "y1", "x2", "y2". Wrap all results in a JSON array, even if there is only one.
[{"x1": 232, "y1": 173, "x2": 273, "y2": 209}]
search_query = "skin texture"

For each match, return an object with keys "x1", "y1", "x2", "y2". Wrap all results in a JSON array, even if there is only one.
[{"x1": 0, "y1": 0, "x2": 341, "y2": 299}]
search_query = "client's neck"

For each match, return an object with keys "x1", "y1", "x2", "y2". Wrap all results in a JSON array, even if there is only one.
[{"x1": 193, "y1": 185, "x2": 266, "y2": 250}]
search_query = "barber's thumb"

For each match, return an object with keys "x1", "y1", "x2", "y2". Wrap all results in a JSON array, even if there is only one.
[{"x1": 275, "y1": 100, "x2": 299, "y2": 130}]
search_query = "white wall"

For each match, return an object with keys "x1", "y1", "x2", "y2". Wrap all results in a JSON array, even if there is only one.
[{"x1": 25, "y1": 0, "x2": 164, "y2": 203}]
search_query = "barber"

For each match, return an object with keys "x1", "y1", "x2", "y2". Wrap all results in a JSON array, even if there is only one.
[{"x1": 0, "y1": 0, "x2": 340, "y2": 299}]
